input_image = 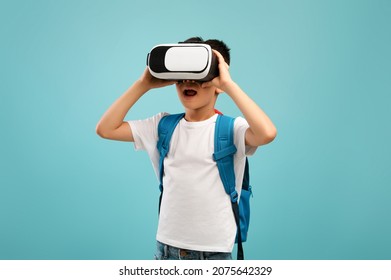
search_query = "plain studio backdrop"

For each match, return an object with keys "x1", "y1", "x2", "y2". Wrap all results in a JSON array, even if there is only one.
[{"x1": 1, "y1": 0, "x2": 390, "y2": 260}]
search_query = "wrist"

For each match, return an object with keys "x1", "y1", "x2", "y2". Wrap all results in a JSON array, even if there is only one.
[
  {"x1": 134, "y1": 79, "x2": 151, "y2": 94},
  {"x1": 223, "y1": 81, "x2": 239, "y2": 96}
]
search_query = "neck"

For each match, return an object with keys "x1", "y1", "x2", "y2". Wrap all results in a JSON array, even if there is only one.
[{"x1": 184, "y1": 108, "x2": 216, "y2": 122}]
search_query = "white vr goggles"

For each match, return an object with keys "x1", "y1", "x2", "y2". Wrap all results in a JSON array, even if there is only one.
[{"x1": 147, "y1": 43, "x2": 219, "y2": 82}]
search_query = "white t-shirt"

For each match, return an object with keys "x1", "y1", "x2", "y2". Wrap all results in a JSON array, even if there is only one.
[{"x1": 128, "y1": 113, "x2": 256, "y2": 252}]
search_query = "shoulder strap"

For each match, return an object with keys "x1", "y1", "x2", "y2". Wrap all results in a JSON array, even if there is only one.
[
  {"x1": 213, "y1": 115, "x2": 245, "y2": 260},
  {"x1": 157, "y1": 113, "x2": 185, "y2": 193},
  {"x1": 213, "y1": 115, "x2": 237, "y2": 200},
  {"x1": 157, "y1": 113, "x2": 184, "y2": 215}
]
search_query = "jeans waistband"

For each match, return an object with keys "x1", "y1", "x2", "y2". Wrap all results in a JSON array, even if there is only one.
[{"x1": 156, "y1": 241, "x2": 232, "y2": 260}]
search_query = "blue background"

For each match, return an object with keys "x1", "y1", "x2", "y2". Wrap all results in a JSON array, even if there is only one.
[{"x1": 1, "y1": 0, "x2": 390, "y2": 260}]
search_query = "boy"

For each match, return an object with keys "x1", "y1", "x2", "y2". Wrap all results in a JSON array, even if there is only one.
[{"x1": 96, "y1": 37, "x2": 277, "y2": 260}]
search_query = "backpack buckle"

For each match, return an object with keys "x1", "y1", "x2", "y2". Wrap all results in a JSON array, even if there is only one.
[
  {"x1": 230, "y1": 191, "x2": 238, "y2": 203},
  {"x1": 160, "y1": 146, "x2": 168, "y2": 157},
  {"x1": 212, "y1": 145, "x2": 237, "y2": 161}
]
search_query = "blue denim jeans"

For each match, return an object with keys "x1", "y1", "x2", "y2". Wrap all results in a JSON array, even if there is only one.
[{"x1": 154, "y1": 241, "x2": 232, "y2": 260}]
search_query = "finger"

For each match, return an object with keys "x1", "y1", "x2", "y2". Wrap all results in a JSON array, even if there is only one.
[
  {"x1": 212, "y1": 49, "x2": 222, "y2": 58},
  {"x1": 220, "y1": 62, "x2": 229, "y2": 72},
  {"x1": 164, "y1": 80, "x2": 176, "y2": 86},
  {"x1": 212, "y1": 50, "x2": 229, "y2": 71}
]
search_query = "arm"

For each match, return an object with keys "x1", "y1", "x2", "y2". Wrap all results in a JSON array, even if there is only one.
[
  {"x1": 96, "y1": 68, "x2": 175, "y2": 141},
  {"x1": 202, "y1": 51, "x2": 277, "y2": 147}
]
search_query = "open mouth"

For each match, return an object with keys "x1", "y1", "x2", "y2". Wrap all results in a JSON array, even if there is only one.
[{"x1": 184, "y1": 89, "x2": 198, "y2": 97}]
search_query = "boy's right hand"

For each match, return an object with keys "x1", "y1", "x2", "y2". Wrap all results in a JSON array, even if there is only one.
[{"x1": 138, "y1": 67, "x2": 176, "y2": 91}]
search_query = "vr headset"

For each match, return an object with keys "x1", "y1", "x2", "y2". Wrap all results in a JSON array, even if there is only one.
[{"x1": 146, "y1": 43, "x2": 219, "y2": 82}]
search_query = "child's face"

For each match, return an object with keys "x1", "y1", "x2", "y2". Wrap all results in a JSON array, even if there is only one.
[{"x1": 175, "y1": 80, "x2": 218, "y2": 112}]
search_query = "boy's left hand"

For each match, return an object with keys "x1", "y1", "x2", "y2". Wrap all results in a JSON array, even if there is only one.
[{"x1": 201, "y1": 50, "x2": 233, "y2": 93}]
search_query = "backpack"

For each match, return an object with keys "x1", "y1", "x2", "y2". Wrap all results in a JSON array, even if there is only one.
[{"x1": 157, "y1": 113, "x2": 253, "y2": 260}]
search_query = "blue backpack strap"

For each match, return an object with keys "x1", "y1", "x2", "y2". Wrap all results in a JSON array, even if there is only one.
[
  {"x1": 238, "y1": 158, "x2": 252, "y2": 242},
  {"x1": 213, "y1": 115, "x2": 245, "y2": 260},
  {"x1": 213, "y1": 115, "x2": 237, "y2": 200},
  {"x1": 157, "y1": 113, "x2": 185, "y2": 211}
]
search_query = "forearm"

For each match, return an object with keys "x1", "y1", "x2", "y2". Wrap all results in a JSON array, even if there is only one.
[
  {"x1": 96, "y1": 80, "x2": 148, "y2": 136},
  {"x1": 225, "y1": 82, "x2": 277, "y2": 146}
]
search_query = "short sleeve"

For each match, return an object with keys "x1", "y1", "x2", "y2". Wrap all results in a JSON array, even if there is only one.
[
  {"x1": 127, "y1": 112, "x2": 169, "y2": 151},
  {"x1": 126, "y1": 113, "x2": 169, "y2": 180},
  {"x1": 234, "y1": 117, "x2": 258, "y2": 158}
]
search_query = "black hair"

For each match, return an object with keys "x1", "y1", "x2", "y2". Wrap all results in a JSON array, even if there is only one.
[{"x1": 181, "y1": 36, "x2": 231, "y2": 65}]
